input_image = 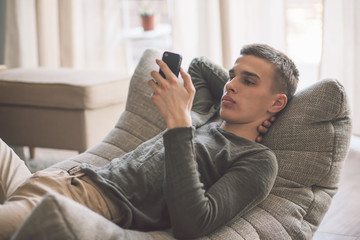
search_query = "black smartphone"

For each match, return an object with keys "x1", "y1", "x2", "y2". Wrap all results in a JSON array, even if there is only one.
[{"x1": 159, "y1": 51, "x2": 182, "y2": 78}]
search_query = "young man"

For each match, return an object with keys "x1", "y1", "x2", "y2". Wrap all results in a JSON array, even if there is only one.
[{"x1": 0, "y1": 44, "x2": 299, "y2": 239}]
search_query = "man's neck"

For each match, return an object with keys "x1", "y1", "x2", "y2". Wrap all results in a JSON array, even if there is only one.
[{"x1": 220, "y1": 121, "x2": 260, "y2": 142}]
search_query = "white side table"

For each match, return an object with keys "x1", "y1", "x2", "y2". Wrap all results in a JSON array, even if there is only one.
[{"x1": 122, "y1": 24, "x2": 172, "y2": 72}]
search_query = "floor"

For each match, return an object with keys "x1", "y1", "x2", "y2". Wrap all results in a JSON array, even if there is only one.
[
  {"x1": 313, "y1": 137, "x2": 360, "y2": 240},
  {"x1": 24, "y1": 137, "x2": 360, "y2": 239}
]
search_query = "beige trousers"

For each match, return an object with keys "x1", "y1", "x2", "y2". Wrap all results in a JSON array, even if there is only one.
[{"x1": 0, "y1": 139, "x2": 120, "y2": 239}]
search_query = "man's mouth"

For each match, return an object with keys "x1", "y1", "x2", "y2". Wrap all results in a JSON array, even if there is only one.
[{"x1": 222, "y1": 95, "x2": 236, "y2": 104}]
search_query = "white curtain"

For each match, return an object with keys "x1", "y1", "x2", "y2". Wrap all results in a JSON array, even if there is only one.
[
  {"x1": 320, "y1": 0, "x2": 360, "y2": 135},
  {"x1": 5, "y1": 0, "x2": 128, "y2": 73},
  {"x1": 5, "y1": 0, "x2": 286, "y2": 73},
  {"x1": 170, "y1": 0, "x2": 286, "y2": 70}
]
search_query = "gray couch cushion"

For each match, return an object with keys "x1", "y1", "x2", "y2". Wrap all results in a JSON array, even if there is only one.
[
  {"x1": 11, "y1": 193, "x2": 158, "y2": 240},
  {"x1": 226, "y1": 78, "x2": 352, "y2": 239},
  {"x1": 15, "y1": 49, "x2": 351, "y2": 240}
]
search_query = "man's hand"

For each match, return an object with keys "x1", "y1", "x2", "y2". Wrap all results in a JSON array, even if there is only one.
[
  {"x1": 148, "y1": 59, "x2": 196, "y2": 130},
  {"x1": 255, "y1": 116, "x2": 276, "y2": 143}
]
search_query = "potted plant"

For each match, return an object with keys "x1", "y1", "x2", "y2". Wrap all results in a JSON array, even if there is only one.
[{"x1": 140, "y1": 2, "x2": 155, "y2": 31}]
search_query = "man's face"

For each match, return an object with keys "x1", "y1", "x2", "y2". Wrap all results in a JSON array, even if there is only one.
[{"x1": 220, "y1": 55, "x2": 278, "y2": 125}]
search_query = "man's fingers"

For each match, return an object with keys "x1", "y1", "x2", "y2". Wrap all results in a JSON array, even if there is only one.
[
  {"x1": 148, "y1": 79, "x2": 161, "y2": 95},
  {"x1": 180, "y1": 68, "x2": 195, "y2": 93},
  {"x1": 156, "y1": 59, "x2": 176, "y2": 81},
  {"x1": 151, "y1": 70, "x2": 168, "y2": 89},
  {"x1": 262, "y1": 120, "x2": 271, "y2": 128},
  {"x1": 258, "y1": 125, "x2": 268, "y2": 134},
  {"x1": 255, "y1": 135, "x2": 263, "y2": 143},
  {"x1": 257, "y1": 116, "x2": 277, "y2": 142}
]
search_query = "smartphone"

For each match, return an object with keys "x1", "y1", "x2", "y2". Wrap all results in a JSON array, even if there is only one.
[{"x1": 159, "y1": 51, "x2": 182, "y2": 78}]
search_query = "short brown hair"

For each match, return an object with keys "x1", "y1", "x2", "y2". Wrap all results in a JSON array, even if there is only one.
[{"x1": 240, "y1": 44, "x2": 299, "y2": 100}]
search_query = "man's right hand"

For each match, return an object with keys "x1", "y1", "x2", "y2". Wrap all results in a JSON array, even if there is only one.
[{"x1": 148, "y1": 59, "x2": 196, "y2": 130}]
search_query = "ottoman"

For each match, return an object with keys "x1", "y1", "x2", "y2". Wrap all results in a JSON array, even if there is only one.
[{"x1": 0, "y1": 68, "x2": 129, "y2": 156}]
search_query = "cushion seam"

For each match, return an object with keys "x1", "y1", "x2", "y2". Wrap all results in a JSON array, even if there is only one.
[
  {"x1": 317, "y1": 121, "x2": 336, "y2": 185},
  {"x1": 268, "y1": 192, "x2": 308, "y2": 213},
  {"x1": 114, "y1": 124, "x2": 148, "y2": 143},
  {"x1": 84, "y1": 151, "x2": 112, "y2": 162},
  {"x1": 274, "y1": 149, "x2": 333, "y2": 153},
  {"x1": 218, "y1": 224, "x2": 245, "y2": 240},
  {"x1": 232, "y1": 217, "x2": 257, "y2": 240},
  {"x1": 256, "y1": 205, "x2": 293, "y2": 239},
  {"x1": 125, "y1": 108, "x2": 165, "y2": 132},
  {"x1": 275, "y1": 175, "x2": 306, "y2": 187},
  {"x1": 101, "y1": 140, "x2": 128, "y2": 154},
  {"x1": 241, "y1": 214, "x2": 262, "y2": 239}
]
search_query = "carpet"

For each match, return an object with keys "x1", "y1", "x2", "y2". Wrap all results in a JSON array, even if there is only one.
[{"x1": 20, "y1": 147, "x2": 78, "y2": 173}]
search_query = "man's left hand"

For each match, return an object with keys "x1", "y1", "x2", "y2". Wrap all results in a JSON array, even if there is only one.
[{"x1": 256, "y1": 116, "x2": 276, "y2": 143}]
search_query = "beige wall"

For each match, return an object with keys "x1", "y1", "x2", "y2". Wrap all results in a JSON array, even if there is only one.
[{"x1": 0, "y1": 0, "x2": 6, "y2": 64}]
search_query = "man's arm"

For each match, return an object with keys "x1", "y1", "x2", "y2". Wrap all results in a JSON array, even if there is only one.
[
  {"x1": 188, "y1": 57, "x2": 229, "y2": 113},
  {"x1": 163, "y1": 128, "x2": 278, "y2": 239}
]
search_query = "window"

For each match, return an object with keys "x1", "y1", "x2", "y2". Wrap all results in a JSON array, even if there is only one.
[
  {"x1": 286, "y1": 0, "x2": 323, "y2": 90},
  {"x1": 119, "y1": 0, "x2": 324, "y2": 81}
]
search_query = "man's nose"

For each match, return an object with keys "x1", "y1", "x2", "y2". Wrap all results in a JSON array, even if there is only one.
[{"x1": 225, "y1": 80, "x2": 237, "y2": 93}]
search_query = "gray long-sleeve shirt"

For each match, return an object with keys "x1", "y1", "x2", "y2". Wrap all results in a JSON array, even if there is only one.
[
  {"x1": 80, "y1": 56, "x2": 278, "y2": 239},
  {"x1": 80, "y1": 122, "x2": 277, "y2": 239}
]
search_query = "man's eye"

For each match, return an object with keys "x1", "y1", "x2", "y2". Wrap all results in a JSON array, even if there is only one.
[
  {"x1": 229, "y1": 76, "x2": 235, "y2": 81},
  {"x1": 244, "y1": 79, "x2": 255, "y2": 85}
]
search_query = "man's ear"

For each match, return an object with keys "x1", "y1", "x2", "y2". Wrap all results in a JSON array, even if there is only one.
[{"x1": 269, "y1": 94, "x2": 287, "y2": 114}]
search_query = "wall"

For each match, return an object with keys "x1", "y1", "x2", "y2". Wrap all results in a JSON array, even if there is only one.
[{"x1": 0, "y1": 0, "x2": 6, "y2": 64}]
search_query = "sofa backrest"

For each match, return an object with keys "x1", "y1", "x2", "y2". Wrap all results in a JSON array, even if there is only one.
[{"x1": 257, "y1": 78, "x2": 352, "y2": 239}]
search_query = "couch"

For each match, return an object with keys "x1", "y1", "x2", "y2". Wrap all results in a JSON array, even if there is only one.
[
  {"x1": 0, "y1": 68, "x2": 129, "y2": 156},
  {"x1": 11, "y1": 49, "x2": 352, "y2": 240}
]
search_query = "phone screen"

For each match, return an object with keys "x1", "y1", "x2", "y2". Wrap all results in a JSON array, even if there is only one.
[{"x1": 159, "y1": 51, "x2": 182, "y2": 78}]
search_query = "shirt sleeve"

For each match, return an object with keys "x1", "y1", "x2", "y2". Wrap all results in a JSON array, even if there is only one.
[
  {"x1": 163, "y1": 127, "x2": 278, "y2": 239},
  {"x1": 188, "y1": 57, "x2": 229, "y2": 113}
]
